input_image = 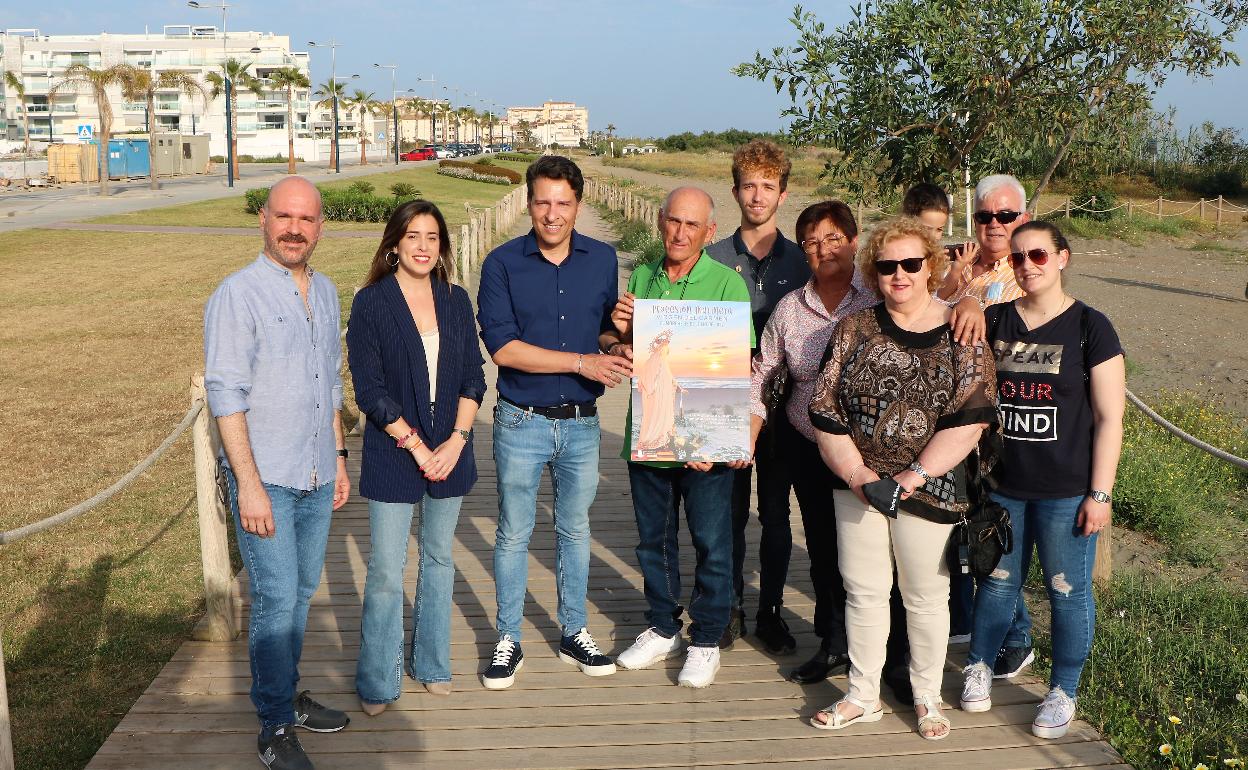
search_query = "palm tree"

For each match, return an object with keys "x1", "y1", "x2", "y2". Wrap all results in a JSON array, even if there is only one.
[
  {"x1": 345, "y1": 89, "x2": 376, "y2": 165},
  {"x1": 4, "y1": 71, "x2": 31, "y2": 161},
  {"x1": 456, "y1": 107, "x2": 476, "y2": 143},
  {"x1": 313, "y1": 78, "x2": 348, "y2": 170},
  {"x1": 122, "y1": 69, "x2": 209, "y2": 189},
  {"x1": 205, "y1": 58, "x2": 263, "y2": 180},
  {"x1": 268, "y1": 66, "x2": 310, "y2": 174},
  {"x1": 50, "y1": 63, "x2": 134, "y2": 197},
  {"x1": 371, "y1": 99, "x2": 396, "y2": 162}
]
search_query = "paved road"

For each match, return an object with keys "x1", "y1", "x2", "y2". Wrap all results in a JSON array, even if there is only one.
[{"x1": 0, "y1": 156, "x2": 441, "y2": 234}]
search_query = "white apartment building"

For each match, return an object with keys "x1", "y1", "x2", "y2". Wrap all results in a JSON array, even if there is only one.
[
  {"x1": 0, "y1": 25, "x2": 317, "y2": 158},
  {"x1": 506, "y1": 101, "x2": 588, "y2": 148}
]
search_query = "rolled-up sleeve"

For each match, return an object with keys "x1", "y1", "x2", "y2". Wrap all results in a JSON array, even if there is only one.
[
  {"x1": 456, "y1": 288, "x2": 488, "y2": 404},
  {"x1": 204, "y1": 281, "x2": 255, "y2": 418},
  {"x1": 345, "y1": 295, "x2": 404, "y2": 428},
  {"x1": 476, "y1": 255, "x2": 517, "y2": 356}
]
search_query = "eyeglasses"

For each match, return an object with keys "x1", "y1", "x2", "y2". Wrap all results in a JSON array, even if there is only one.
[
  {"x1": 973, "y1": 210, "x2": 1022, "y2": 226},
  {"x1": 1008, "y1": 248, "x2": 1052, "y2": 268},
  {"x1": 800, "y1": 233, "x2": 847, "y2": 253},
  {"x1": 874, "y1": 257, "x2": 926, "y2": 275}
]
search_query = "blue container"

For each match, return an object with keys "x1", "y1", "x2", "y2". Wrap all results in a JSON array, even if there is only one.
[{"x1": 91, "y1": 138, "x2": 150, "y2": 179}]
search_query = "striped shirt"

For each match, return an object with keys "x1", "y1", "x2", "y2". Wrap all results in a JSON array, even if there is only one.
[{"x1": 948, "y1": 256, "x2": 1025, "y2": 307}]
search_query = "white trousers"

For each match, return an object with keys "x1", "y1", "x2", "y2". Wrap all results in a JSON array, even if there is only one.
[{"x1": 833, "y1": 489, "x2": 954, "y2": 705}]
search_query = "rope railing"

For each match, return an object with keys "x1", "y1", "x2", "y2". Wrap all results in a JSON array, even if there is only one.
[
  {"x1": 1126, "y1": 389, "x2": 1248, "y2": 470},
  {"x1": 0, "y1": 401, "x2": 203, "y2": 545}
]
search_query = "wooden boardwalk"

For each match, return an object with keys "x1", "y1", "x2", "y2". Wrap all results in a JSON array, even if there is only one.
[{"x1": 88, "y1": 377, "x2": 1125, "y2": 769}]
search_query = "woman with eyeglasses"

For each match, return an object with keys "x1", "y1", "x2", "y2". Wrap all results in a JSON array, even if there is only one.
[
  {"x1": 808, "y1": 217, "x2": 997, "y2": 741},
  {"x1": 348, "y1": 199, "x2": 486, "y2": 713},
  {"x1": 747, "y1": 201, "x2": 878, "y2": 685},
  {"x1": 959, "y1": 220, "x2": 1125, "y2": 740}
]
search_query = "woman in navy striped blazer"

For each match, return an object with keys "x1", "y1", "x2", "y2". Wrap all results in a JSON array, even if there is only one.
[{"x1": 347, "y1": 199, "x2": 486, "y2": 714}]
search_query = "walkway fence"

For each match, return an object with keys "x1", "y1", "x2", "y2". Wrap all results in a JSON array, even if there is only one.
[
  {"x1": 1, "y1": 182, "x2": 1245, "y2": 767},
  {"x1": 585, "y1": 176, "x2": 1248, "y2": 238}
]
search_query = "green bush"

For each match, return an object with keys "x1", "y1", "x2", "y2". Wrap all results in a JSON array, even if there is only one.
[
  {"x1": 617, "y1": 220, "x2": 666, "y2": 266},
  {"x1": 244, "y1": 188, "x2": 269, "y2": 214},
  {"x1": 496, "y1": 152, "x2": 540, "y2": 163},
  {"x1": 1069, "y1": 181, "x2": 1120, "y2": 221},
  {"x1": 347, "y1": 180, "x2": 375, "y2": 195},
  {"x1": 389, "y1": 182, "x2": 420, "y2": 199},
  {"x1": 241, "y1": 185, "x2": 412, "y2": 222},
  {"x1": 437, "y1": 159, "x2": 521, "y2": 184}
]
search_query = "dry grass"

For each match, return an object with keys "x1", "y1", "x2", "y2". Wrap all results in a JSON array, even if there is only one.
[{"x1": 604, "y1": 147, "x2": 837, "y2": 190}]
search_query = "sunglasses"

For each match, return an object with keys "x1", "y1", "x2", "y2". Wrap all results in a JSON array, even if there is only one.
[
  {"x1": 1008, "y1": 248, "x2": 1053, "y2": 268},
  {"x1": 973, "y1": 210, "x2": 1022, "y2": 225},
  {"x1": 875, "y1": 257, "x2": 926, "y2": 275}
]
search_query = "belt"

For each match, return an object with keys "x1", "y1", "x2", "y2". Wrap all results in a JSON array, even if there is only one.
[{"x1": 499, "y1": 394, "x2": 597, "y2": 419}]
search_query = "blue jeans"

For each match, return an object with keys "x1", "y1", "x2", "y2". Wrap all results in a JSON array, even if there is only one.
[
  {"x1": 492, "y1": 399, "x2": 600, "y2": 640},
  {"x1": 968, "y1": 493, "x2": 1097, "y2": 695},
  {"x1": 225, "y1": 468, "x2": 334, "y2": 730},
  {"x1": 627, "y1": 463, "x2": 734, "y2": 647},
  {"x1": 356, "y1": 495, "x2": 464, "y2": 704}
]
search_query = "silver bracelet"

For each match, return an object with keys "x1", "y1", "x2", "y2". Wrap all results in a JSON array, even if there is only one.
[{"x1": 847, "y1": 464, "x2": 867, "y2": 488}]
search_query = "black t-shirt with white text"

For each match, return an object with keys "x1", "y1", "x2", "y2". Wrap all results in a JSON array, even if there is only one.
[{"x1": 986, "y1": 300, "x2": 1123, "y2": 500}]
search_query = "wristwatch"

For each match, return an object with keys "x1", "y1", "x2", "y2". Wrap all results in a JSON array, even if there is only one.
[
  {"x1": 1089, "y1": 489, "x2": 1112, "y2": 504},
  {"x1": 336, "y1": 448, "x2": 349, "y2": 459},
  {"x1": 453, "y1": 427, "x2": 473, "y2": 442},
  {"x1": 908, "y1": 461, "x2": 931, "y2": 484}
]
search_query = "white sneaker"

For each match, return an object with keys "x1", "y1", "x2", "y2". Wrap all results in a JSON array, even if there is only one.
[
  {"x1": 617, "y1": 627, "x2": 683, "y2": 670},
  {"x1": 1032, "y1": 687, "x2": 1076, "y2": 739},
  {"x1": 677, "y1": 645, "x2": 721, "y2": 688},
  {"x1": 960, "y1": 662, "x2": 993, "y2": 712}
]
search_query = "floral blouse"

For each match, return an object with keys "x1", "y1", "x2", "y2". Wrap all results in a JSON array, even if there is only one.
[{"x1": 809, "y1": 303, "x2": 998, "y2": 522}]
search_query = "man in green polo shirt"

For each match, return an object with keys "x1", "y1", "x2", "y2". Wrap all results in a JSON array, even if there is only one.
[{"x1": 599, "y1": 186, "x2": 753, "y2": 689}]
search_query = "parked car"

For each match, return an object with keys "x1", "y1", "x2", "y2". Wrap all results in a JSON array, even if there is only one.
[
  {"x1": 431, "y1": 144, "x2": 454, "y2": 159},
  {"x1": 399, "y1": 147, "x2": 436, "y2": 161}
]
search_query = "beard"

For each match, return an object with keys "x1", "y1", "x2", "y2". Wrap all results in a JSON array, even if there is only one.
[{"x1": 264, "y1": 231, "x2": 318, "y2": 269}]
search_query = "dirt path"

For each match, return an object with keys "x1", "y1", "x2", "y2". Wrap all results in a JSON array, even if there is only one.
[{"x1": 579, "y1": 156, "x2": 1248, "y2": 417}]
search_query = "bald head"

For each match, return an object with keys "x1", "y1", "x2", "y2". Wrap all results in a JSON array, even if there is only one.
[
  {"x1": 660, "y1": 186, "x2": 718, "y2": 267},
  {"x1": 260, "y1": 176, "x2": 325, "y2": 270}
]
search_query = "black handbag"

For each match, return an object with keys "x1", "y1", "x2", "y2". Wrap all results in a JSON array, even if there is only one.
[{"x1": 949, "y1": 440, "x2": 1013, "y2": 579}]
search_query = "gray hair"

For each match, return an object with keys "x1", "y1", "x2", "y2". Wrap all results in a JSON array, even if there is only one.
[
  {"x1": 660, "y1": 186, "x2": 715, "y2": 223},
  {"x1": 974, "y1": 174, "x2": 1027, "y2": 211}
]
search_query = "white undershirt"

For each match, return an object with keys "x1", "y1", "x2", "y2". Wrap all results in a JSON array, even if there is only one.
[{"x1": 422, "y1": 328, "x2": 440, "y2": 403}]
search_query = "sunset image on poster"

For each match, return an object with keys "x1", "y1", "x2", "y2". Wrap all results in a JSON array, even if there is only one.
[{"x1": 630, "y1": 299, "x2": 752, "y2": 462}]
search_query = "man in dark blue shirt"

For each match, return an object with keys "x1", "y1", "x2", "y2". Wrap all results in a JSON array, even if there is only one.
[{"x1": 476, "y1": 156, "x2": 632, "y2": 689}]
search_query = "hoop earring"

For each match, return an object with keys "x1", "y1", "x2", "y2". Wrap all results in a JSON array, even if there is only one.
[{"x1": 385, "y1": 250, "x2": 398, "y2": 268}]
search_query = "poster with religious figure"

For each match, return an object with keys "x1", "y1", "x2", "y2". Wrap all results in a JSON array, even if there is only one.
[{"x1": 630, "y1": 299, "x2": 752, "y2": 462}]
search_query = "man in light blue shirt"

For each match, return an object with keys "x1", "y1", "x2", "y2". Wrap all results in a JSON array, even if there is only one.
[{"x1": 204, "y1": 176, "x2": 351, "y2": 770}]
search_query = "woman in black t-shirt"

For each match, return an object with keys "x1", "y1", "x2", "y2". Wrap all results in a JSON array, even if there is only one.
[{"x1": 959, "y1": 221, "x2": 1125, "y2": 741}]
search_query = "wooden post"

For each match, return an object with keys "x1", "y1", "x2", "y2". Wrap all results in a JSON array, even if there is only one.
[
  {"x1": 1156, "y1": 196, "x2": 1163, "y2": 217},
  {"x1": 460, "y1": 224, "x2": 470, "y2": 282},
  {"x1": 1199, "y1": 198, "x2": 1206, "y2": 221},
  {"x1": 190, "y1": 374, "x2": 239, "y2": 642},
  {"x1": 1093, "y1": 523, "x2": 1113, "y2": 586},
  {"x1": 1217, "y1": 195, "x2": 1224, "y2": 228},
  {"x1": 856, "y1": 201, "x2": 864, "y2": 227},
  {"x1": 1127, "y1": 200, "x2": 1134, "y2": 218},
  {"x1": 0, "y1": 633, "x2": 13, "y2": 770},
  {"x1": 1064, "y1": 197, "x2": 1071, "y2": 218}
]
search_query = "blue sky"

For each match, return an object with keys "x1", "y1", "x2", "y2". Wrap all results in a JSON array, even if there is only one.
[{"x1": 9, "y1": 1, "x2": 1247, "y2": 137}]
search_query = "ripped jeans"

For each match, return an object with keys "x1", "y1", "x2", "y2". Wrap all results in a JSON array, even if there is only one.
[{"x1": 967, "y1": 494, "x2": 1096, "y2": 696}]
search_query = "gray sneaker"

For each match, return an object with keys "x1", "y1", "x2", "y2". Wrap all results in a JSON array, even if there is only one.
[
  {"x1": 1032, "y1": 687, "x2": 1076, "y2": 739},
  {"x1": 293, "y1": 690, "x2": 349, "y2": 732},
  {"x1": 960, "y1": 662, "x2": 993, "y2": 712}
]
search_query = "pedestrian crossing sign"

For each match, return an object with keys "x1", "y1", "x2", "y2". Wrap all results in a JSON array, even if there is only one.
[{"x1": 77, "y1": 124, "x2": 94, "y2": 141}]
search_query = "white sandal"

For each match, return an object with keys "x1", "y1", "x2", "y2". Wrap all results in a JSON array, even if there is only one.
[
  {"x1": 914, "y1": 695, "x2": 951, "y2": 741},
  {"x1": 810, "y1": 696, "x2": 884, "y2": 730}
]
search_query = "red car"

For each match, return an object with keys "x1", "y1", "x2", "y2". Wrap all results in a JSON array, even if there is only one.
[{"x1": 400, "y1": 147, "x2": 436, "y2": 161}]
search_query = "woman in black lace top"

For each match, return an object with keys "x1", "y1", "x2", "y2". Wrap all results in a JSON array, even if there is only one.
[{"x1": 806, "y1": 217, "x2": 997, "y2": 741}]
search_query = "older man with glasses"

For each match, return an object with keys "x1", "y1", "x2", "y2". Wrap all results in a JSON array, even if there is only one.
[
  {"x1": 939, "y1": 174, "x2": 1031, "y2": 308},
  {"x1": 936, "y1": 173, "x2": 1036, "y2": 682}
]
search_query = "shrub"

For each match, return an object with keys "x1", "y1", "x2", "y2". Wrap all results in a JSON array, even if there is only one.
[
  {"x1": 241, "y1": 185, "x2": 412, "y2": 222},
  {"x1": 389, "y1": 182, "x2": 419, "y2": 199},
  {"x1": 437, "y1": 159, "x2": 521, "y2": 184},
  {"x1": 496, "y1": 152, "x2": 540, "y2": 163},
  {"x1": 617, "y1": 220, "x2": 666, "y2": 266},
  {"x1": 244, "y1": 188, "x2": 269, "y2": 214},
  {"x1": 437, "y1": 165, "x2": 512, "y2": 186},
  {"x1": 1069, "y1": 180, "x2": 1120, "y2": 221},
  {"x1": 347, "y1": 180, "x2": 375, "y2": 195}
]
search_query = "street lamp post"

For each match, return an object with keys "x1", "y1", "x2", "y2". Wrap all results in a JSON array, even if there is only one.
[
  {"x1": 188, "y1": 0, "x2": 234, "y2": 187},
  {"x1": 374, "y1": 63, "x2": 399, "y2": 164},
  {"x1": 308, "y1": 39, "x2": 343, "y2": 173}
]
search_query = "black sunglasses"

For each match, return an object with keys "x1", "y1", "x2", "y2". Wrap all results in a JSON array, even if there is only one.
[
  {"x1": 1008, "y1": 248, "x2": 1053, "y2": 268},
  {"x1": 875, "y1": 257, "x2": 926, "y2": 275},
  {"x1": 973, "y1": 210, "x2": 1022, "y2": 225}
]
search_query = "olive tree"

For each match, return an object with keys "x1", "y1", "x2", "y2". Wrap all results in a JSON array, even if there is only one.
[{"x1": 735, "y1": 1, "x2": 1247, "y2": 208}]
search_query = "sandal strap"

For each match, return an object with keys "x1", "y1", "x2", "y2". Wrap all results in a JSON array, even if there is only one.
[
  {"x1": 914, "y1": 695, "x2": 951, "y2": 728},
  {"x1": 818, "y1": 696, "x2": 877, "y2": 727}
]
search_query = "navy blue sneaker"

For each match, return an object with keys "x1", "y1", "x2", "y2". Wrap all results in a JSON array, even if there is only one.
[
  {"x1": 558, "y1": 627, "x2": 617, "y2": 676},
  {"x1": 483, "y1": 634, "x2": 524, "y2": 690}
]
